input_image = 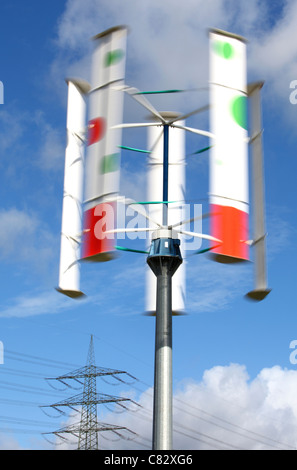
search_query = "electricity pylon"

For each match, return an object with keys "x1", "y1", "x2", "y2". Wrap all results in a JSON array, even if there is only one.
[
  {"x1": 42, "y1": 335, "x2": 140, "y2": 449},
  {"x1": 78, "y1": 334, "x2": 98, "y2": 449}
]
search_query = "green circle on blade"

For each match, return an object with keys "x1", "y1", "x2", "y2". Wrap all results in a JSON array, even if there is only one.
[
  {"x1": 222, "y1": 42, "x2": 233, "y2": 59},
  {"x1": 101, "y1": 153, "x2": 120, "y2": 174},
  {"x1": 214, "y1": 41, "x2": 234, "y2": 59},
  {"x1": 104, "y1": 49, "x2": 124, "y2": 67},
  {"x1": 231, "y1": 96, "x2": 247, "y2": 129}
]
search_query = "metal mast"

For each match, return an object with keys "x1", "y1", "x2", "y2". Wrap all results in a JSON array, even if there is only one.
[{"x1": 147, "y1": 123, "x2": 182, "y2": 450}]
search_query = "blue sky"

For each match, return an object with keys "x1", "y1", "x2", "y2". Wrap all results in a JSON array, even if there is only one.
[{"x1": 1, "y1": 0, "x2": 297, "y2": 450}]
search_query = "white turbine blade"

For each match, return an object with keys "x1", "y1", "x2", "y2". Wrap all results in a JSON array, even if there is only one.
[
  {"x1": 170, "y1": 123, "x2": 214, "y2": 139},
  {"x1": 177, "y1": 230, "x2": 221, "y2": 243},
  {"x1": 170, "y1": 212, "x2": 211, "y2": 229},
  {"x1": 123, "y1": 85, "x2": 166, "y2": 123},
  {"x1": 120, "y1": 197, "x2": 163, "y2": 228},
  {"x1": 57, "y1": 79, "x2": 89, "y2": 298},
  {"x1": 146, "y1": 128, "x2": 164, "y2": 164},
  {"x1": 82, "y1": 25, "x2": 128, "y2": 262},
  {"x1": 166, "y1": 104, "x2": 209, "y2": 124},
  {"x1": 149, "y1": 127, "x2": 163, "y2": 151},
  {"x1": 105, "y1": 227, "x2": 155, "y2": 234},
  {"x1": 111, "y1": 122, "x2": 162, "y2": 130},
  {"x1": 209, "y1": 28, "x2": 249, "y2": 263},
  {"x1": 246, "y1": 82, "x2": 271, "y2": 301}
]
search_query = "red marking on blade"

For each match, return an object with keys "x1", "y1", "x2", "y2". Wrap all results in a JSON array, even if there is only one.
[
  {"x1": 87, "y1": 117, "x2": 106, "y2": 145},
  {"x1": 210, "y1": 204, "x2": 249, "y2": 262},
  {"x1": 81, "y1": 202, "x2": 116, "y2": 262}
]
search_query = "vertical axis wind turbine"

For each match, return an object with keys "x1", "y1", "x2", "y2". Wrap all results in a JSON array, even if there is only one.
[{"x1": 56, "y1": 25, "x2": 271, "y2": 451}]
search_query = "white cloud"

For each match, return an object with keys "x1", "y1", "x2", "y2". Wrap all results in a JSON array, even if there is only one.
[
  {"x1": 93, "y1": 363, "x2": 297, "y2": 450},
  {"x1": 249, "y1": 0, "x2": 297, "y2": 75},
  {"x1": 0, "y1": 289, "x2": 74, "y2": 318},
  {"x1": 186, "y1": 255, "x2": 252, "y2": 313},
  {"x1": 4, "y1": 362, "x2": 297, "y2": 450},
  {"x1": 119, "y1": 166, "x2": 147, "y2": 203},
  {"x1": 53, "y1": 0, "x2": 217, "y2": 98},
  {"x1": 0, "y1": 107, "x2": 26, "y2": 154},
  {"x1": 51, "y1": 0, "x2": 297, "y2": 131},
  {"x1": 0, "y1": 207, "x2": 57, "y2": 271},
  {"x1": 0, "y1": 105, "x2": 65, "y2": 175},
  {"x1": 0, "y1": 433, "x2": 23, "y2": 450},
  {"x1": 50, "y1": 1, "x2": 266, "y2": 84},
  {"x1": 29, "y1": 110, "x2": 65, "y2": 171},
  {"x1": 265, "y1": 205, "x2": 295, "y2": 257},
  {"x1": 38, "y1": 123, "x2": 65, "y2": 171},
  {"x1": 0, "y1": 208, "x2": 38, "y2": 260}
]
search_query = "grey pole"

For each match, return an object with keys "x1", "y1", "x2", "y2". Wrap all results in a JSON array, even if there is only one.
[
  {"x1": 153, "y1": 257, "x2": 173, "y2": 449},
  {"x1": 147, "y1": 231, "x2": 182, "y2": 450},
  {"x1": 147, "y1": 122, "x2": 182, "y2": 450}
]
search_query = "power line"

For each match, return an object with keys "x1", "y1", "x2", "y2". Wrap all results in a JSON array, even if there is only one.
[
  {"x1": 123, "y1": 402, "x2": 241, "y2": 450},
  {"x1": 4, "y1": 349, "x2": 81, "y2": 370},
  {"x1": 43, "y1": 335, "x2": 140, "y2": 450},
  {"x1": 0, "y1": 398, "x2": 44, "y2": 407},
  {"x1": 130, "y1": 380, "x2": 296, "y2": 450},
  {"x1": 0, "y1": 415, "x2": 55, "y2": 428},
  {"x1": 172, "y1": 396, "x2": 296, "y2": 451},
  {"x1": 0, "y1": 379, "x2": 68, "y2": 399},
  {"x1": 1, "y1": 346, "x2": 295, "y2": 450},
  {"x1": 89, "y1": 336, "x2": 296, "y2": 450},
  {"x1": 0, "y1": 366, "x2": 46, "y2": 379}
]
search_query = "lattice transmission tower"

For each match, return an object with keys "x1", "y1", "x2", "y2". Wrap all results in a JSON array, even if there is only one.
[
  {"x1": 78, "y1": 334, "x2": 98, "y2": 449},
  {"x1": 42, "y1": 335, "x2": 140, "y2": 449}
]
